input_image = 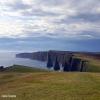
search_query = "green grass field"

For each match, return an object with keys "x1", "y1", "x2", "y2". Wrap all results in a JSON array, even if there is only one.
[{"x1": 0, "y1": 65, "x2": 100, "y2": 100}]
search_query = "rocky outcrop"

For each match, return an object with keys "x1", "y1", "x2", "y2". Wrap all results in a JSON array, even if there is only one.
[
  {"x1": 0, "y1": 66, "x2": 4, "y2": 71},
  {"x1": 46, "y1": 51, "x2": 88, "y2": 72}
]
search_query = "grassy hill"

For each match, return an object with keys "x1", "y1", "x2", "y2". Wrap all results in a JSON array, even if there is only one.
[
  {"x1": 5, "y1": 65, "x2": 48, "y2": 73},
  {"x1": 0, "y1": 65, "x2": 100, "y2": 100}
]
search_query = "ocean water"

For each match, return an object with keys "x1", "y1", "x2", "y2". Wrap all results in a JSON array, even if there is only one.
[{"x1": 0, "y1": 52, "x2": 46, "y2": 69}]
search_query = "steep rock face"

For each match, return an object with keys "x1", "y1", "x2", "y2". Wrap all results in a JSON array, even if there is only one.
[
  {"x1": 16, "y1": 53, "x2": 33, "y2": 59},
  {"x1": 32, "y1": 52, "x2": 48, "y2": 61},
  {"x1": 16, "y1": 50, "x2": 100, "y2": 72},
  {"x1": 16, "y1": 51, "x2": 48, "y2": 61},
  {"x1": 16, "y1": 50, "x2": 73, "y2": 62},
  {"x1": 16, "y1": 50, "x2": 100, "y2": 62},
  {"x1": 47, "y1": 51, "x2": 73, "y2": 65}
]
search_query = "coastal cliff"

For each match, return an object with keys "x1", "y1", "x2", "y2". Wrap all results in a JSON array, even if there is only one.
[
  {"x1": 16, "y1": 50, "x2": 73, "y2": 62},
  {"x1": 16, "y1": 50, "x2": 100, "y2": 72},
  {"x1": 16, "y1": 50, "x2": 100, "y2": 61},
  {"x1": 16, "y1": 51, "x2": 48, "y2": 61}
]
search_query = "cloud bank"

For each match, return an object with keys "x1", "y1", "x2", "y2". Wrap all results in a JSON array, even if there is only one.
[{"x1": 0, "y1": 0, "x2": 100, "y2": 39}]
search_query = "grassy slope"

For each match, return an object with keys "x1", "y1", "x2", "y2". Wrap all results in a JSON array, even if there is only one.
[
  {"x1": 0, "y1": 71, "x2": 100, "y2": 100},
  {"x1": 0, "y1": 53, "x2": 100, "y2": 100},
  {"x1": 0, "y1": 64, "x2": 100, "y2": 100},
  {"x1": 5, "y1": 65, "x2": 48, "y2": 73}
]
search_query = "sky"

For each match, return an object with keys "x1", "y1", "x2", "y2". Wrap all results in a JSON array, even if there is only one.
[{"x1": 0, "y1": 0, "x2": 100, "y2": 52}]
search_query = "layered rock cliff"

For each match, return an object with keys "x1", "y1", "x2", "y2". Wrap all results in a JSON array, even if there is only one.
[
  {"x1": 16, "y1": 50, "x2": 73, "y2": 62},
  {"x1": 16, "y1": 50, "x2": 100, "y2": 61}
]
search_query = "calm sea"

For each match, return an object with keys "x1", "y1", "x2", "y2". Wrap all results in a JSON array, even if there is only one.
[{"x1": 0, "y1": 52, "x2": 46, "y2": 69}]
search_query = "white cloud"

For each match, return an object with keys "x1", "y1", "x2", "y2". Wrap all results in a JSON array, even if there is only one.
[
  {"x1": 0, "y1": 0, "x2": 100, "y2": 39},
  {"x1": 0, "y1": 20, "x2": 25, "y2": 38}
]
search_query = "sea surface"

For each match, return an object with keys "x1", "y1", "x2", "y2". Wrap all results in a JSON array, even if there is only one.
[{"x1": 0, "y1": 52, "x2": 47, "y2": 69}]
